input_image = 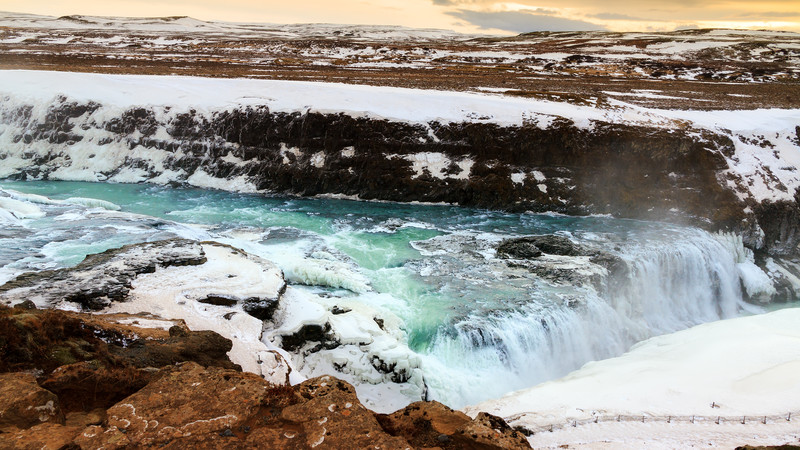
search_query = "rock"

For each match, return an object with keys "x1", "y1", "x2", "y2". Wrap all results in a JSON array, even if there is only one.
[
  {"x1": 65, "y1": 408, "x2": 106, "y2": 428},
  {"x1": 0, "y1": 422, "x2": 83, "y2": 450},
  {"x1": 242, "y1": 296, "x2": 282, "y2": 321},
  {"x1": 0, "y1": 305, "x2": 238, "y2": 377},
  {"x1": 1, "y1": 358, "x2": 525, "y2": 450},
  {"x1": 40, "y1": 362, "x2": 152, "y2": 413},
  {"x1": 279, "y1": 323, "x2": 335, "y2": 352},
  {"x1": 497, "y1": 240, "x2": 542, "y2": 259},
  {"x1": 6, "y1": 95, "x2": 795, "y2": 256},
  {"x1": 377, "y1": 401, "x2": 531, "y2": 449},
  {"x1": 456, "y1": 412, "x2": 532, "y2": 449},
  {"x1": 378, "y1": 401, "x2": 472, "y2": 439},
  {"x1": 0, "y1": 372, "x2": 64, "y2": 430},
  {"x1": 0, "y1": 305, "x2": 115, "y2": 374},
  {"x1": 497, "y1": 234, "x2": 587, "y2": 259},
  {"x1": 497, "y1": 235, "x2": 585, "y2": 259},
  {"x1": 169, "y1": 325, "x2": 190, "y2": 337},
  {"x1": 735, "y1": 446, "x2": 800, "y2": 450},
  {"x1": 0, "y1": 239, "x2": 207, "y2": 310},
  {"x1": 108, "y1": 329, "x2": 239, "y2": 371},
  {"x1": 74, "y1": 362, "x2": 272, "y2": 448},
  {"x1": 281, "y1": 376, "x2": 411, "y2": 449},
  {"x1": 12, "y1": 300, "x2": 35, "y2": 310}
]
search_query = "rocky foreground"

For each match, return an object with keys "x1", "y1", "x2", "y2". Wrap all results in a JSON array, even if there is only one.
[{"x1": 0, "y1": 304, "x2": 530, "y2": 449}]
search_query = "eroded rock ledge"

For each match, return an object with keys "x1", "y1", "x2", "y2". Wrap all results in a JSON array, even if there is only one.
[
  {"x1": 0, "y1": 305, "x2": 529, "y2": 449},
  {"x1": 2, "y1": 96, "x2": 798, "y2": 256}
]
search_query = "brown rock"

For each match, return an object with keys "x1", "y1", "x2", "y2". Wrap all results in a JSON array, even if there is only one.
[
  {"x1": 0, "y1": 422, "x2": 83, "y2": 450},
  {"x1": 281, "y1": 375, "x2": 410, "y2": 449},
  {"x1": 0, "y1": 305, "x2": 237, "y2": 377},
  {"x1": 41, "y1": 362, "x2": 153, "y2": 413},
  {"x1": 378, "y1": 402, "x2": 530, "y2": 449},
  {"x1": 454, "y1": 412, "x2": 531, "y2": 449},
  {"x1": 380, "y1": 401, "x2": 471, "y2": 439},
  {"x1": 74, "y1": 362, "x2": 271, "y2": 448},
  {"x1": 65, "y1": 408, "x2": 106, "y2": 428},
  {"x1": 0, "y1": 372, "x2": 64, "y2": 430},
  {"x1": 108, "y1": 329, "x2": 240, "y2": 371}
]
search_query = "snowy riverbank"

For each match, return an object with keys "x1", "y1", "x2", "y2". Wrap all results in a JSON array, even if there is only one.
[{"x1": 465, "y1": 308, "x2": 800, "y2": 448}]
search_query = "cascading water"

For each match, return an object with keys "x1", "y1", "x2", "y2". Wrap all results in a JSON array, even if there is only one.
[
  {"x1": 390, "y1": 229, "x2": 748, "y2": 407},
  {"x1": 0, "y1": 180, "x2": 779, "y2": 411}
]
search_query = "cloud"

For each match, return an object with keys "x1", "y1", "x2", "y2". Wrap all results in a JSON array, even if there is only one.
[
  {"x1": 446, "y1": 9, "x2": 606, "y2": 32},
  {"x1": 735, "y1": 11, "x2": 799, "y2": 19},
  {"x1": 588, "y1": 13, "x2": 646, "y2": 21}
]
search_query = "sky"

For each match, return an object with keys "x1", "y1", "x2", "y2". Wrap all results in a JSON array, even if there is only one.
[{"x1": 2, "y1": 0, "x2": 799, "y2": 34}]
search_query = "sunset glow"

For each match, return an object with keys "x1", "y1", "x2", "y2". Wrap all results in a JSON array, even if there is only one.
[{"x1": 2, "y1": 0, "x2": 798, "y2": 34}]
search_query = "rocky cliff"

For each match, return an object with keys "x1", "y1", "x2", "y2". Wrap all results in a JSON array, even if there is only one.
[
  {"x1": 0, "y1": 304, "x2": 529, "y2": 449},
  {"x1": 2, "y1": 79, "x2": 799, "y2": 257}
]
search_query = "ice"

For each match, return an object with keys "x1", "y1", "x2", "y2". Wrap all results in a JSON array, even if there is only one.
[
  {"x1": 265, "y1": 288, "x2": 426, "y2": 413},
  {"x1": 186, "y1": 170, "x2": 259, "y2": 193},
  {"x1": 62, "y1": 197, "x2": 122, "y2": 211},
  {"x1": 0, "y1": 197, "x2": 46, "y2": 219},
  {"x1": 283, "y1": 256, "x2": 370, "y2": 293}
]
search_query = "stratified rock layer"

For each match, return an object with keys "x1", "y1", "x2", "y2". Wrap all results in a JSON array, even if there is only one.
[{"x1": 2, "y1": 94, "x2": 797, "y2": 256}]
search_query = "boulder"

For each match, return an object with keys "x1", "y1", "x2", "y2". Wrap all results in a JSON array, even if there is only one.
[
  {"x1": 0, "y1": 423, "x2": 83, "y2": 450},
  {"x1": 0, "y1": 372, "x2": 64, "y2": 430},
  {"x1": 497, "y1": 235, "x2": 586, "y2": 259},
  {"x1": 74, "y1": 362, "x2": 272, "y2": 448},
  {"x1": 281, "y1": 376, "x2": 410, "y2": 449},
  {"x1": 378, "y1": 401, "x2": 530, "y2": 449}
]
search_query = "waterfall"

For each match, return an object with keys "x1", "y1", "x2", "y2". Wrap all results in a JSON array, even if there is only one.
[{"x1": 420, "y1": 228, "x2": 749, "y2": 408}]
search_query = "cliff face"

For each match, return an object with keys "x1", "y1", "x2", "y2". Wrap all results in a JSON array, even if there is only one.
[{"x1": 4, "y1": 95, "x2": 797, "y2": 256}]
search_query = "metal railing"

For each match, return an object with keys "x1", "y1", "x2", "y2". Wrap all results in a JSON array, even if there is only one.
[{"x1": 511, "y1": 410, "x2": 799, "y2": 435}]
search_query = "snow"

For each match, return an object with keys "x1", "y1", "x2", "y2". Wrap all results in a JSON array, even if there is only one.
[
  {"x1": 0, "y1": 196, "x2": 46, "y2": 219},
  {"x1": 264, "y1": 288, "x2": 427, "y2": 413},
  {"x1": 392, "y1": 152, "x2": 472, "y2": 180},
  {"x1": 0, "y1": 69, "x2": 798, "y2": 204},
  {"x1": 465, "y1": 308, "x2": 800, "y2": 448},
  {"x1": 103, "y1": 243, "x2": 293, "y2": 384},
  {"x1": 0, "y1": 12, "x2": 476, "y2": 42},
  {"x1": 186, "y1": 170, "x2": 259, "y2": 193}
]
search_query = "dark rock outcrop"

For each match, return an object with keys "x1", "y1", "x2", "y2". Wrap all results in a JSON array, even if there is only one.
[
  {"x1": 0, "y1": 305, "x2": 239, "y2": 413},
  {"x1": 6, "y1": 97, "x2": 791, "y2": 255},
  {"x1": 497, "y1": 234, "x2": 587, "y2": 259}
]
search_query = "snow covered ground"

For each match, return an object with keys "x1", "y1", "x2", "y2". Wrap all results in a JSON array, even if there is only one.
[
  {"x1": 0, "y1": 12, "x2": 475, "y2": 41},
  {"x1": 465, "y1": 308, "x2": 800, "y2": 448}
]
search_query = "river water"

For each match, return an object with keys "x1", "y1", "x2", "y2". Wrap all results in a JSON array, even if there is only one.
[{"x1": 0, "y1": 180, "x2": 764, "y2": 408}]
